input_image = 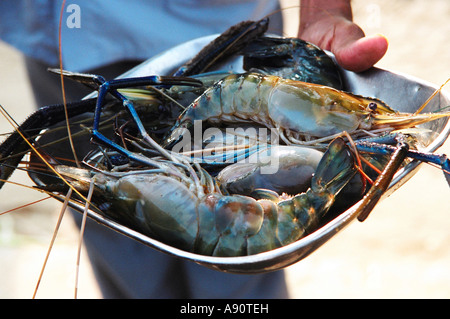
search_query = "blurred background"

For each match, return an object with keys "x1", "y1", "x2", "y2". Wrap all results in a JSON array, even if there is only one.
[{"x1": 0, "y1": 0, "x2": 449, "y2": 298}]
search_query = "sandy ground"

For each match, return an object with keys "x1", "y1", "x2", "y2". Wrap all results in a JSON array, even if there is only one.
[{"x1": 0, "y1": 0, "x2": 449, "y2": 299}]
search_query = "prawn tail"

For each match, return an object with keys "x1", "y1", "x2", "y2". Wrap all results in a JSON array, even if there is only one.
[{"x1": 311, "y1": 137, "x2": 358, "y2": 195}]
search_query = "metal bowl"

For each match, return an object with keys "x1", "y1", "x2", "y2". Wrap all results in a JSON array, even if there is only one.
[{"x1": 74, "y1": 35, "x2": 450, "y2": 273}]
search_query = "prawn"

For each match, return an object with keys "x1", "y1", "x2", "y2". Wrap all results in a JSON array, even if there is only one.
[
  {"x1": 163, "y1": 72, "x2": 450, "y2": 149},
  {"x1": 30, "y1": 138, "x2": 358, "y2": 257}
]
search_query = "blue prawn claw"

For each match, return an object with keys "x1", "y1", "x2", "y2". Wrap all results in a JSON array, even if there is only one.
[
  {"x1": 439, "y1": 156, "x2": 450, "y2": 187},
  {"x1": 174, "y1": 18, "x2": 269, "y2": 76},
  {"x1": 47, "y1": 68, "x2": 105, "y2": 90}
]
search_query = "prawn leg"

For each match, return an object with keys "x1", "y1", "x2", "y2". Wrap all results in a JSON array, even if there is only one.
[
  {"x1": 355, "y1": 140, "x2": 450, "y2": 187},
  {"x1": 348, "y1": 133, "x2": 449, "y2": 222},
  {"x1": 355, "y1": 141, "x2": 410, "y2": 222},
  {"x1": 90, "y1": 74, "x2": 202, "y2": 165}
]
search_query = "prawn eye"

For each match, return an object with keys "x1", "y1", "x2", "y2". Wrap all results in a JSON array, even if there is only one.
[{"x1": 368, "y1": 102, "x2": 378, "y2": 112}]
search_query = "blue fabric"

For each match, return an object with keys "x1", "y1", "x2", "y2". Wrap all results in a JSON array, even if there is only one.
[
  {"x1": 0, "y1": 0, "x2": 282, "y2": 71},
  {"x1": 76, "y1": 213, "x2": 289, "y2": 299}
]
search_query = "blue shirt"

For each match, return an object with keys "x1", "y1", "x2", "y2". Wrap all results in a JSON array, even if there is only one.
[{"x1": 0, "y1": 0, "x2": 281, "y2": 71}]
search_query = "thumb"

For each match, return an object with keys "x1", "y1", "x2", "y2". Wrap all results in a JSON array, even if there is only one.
[
  {"x1": 328, "y1": 20, "x2": 389, "y2": 72},
  {"x1": 333, "y1": 33, "x2": 389, "y2": 72},
  {"x1": 299, "y1": 17, "x2": 389, "y2": 73}
]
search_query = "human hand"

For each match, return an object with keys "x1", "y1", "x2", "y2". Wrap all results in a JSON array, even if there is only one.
[{"x1": 298, "y1": 0, "x2": 388, "y2": 72}]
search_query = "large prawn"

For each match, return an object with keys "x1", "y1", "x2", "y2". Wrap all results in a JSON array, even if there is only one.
[
  {"x1": 31, "y1": 138, "x2": 357, "y2": 257},
  {"x1": 163, "y1": 72, "x2": 450, "y2": 149}
]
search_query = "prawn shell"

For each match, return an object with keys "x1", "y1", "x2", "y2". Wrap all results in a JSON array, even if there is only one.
[
  {"x1": 211, "y1": 194, "x2": 264, "y2": 256},
  {"x1": 267, "y1": 82, "x2": 361, "y2": 137},
  {"x1": 107, "y1": 174, "x2": 200, "y2": 252}
]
